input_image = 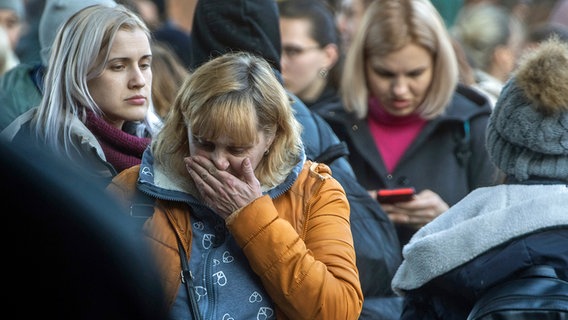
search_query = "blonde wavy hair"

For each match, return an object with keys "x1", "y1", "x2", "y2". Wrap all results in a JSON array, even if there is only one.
[{"x1": 152, "y1": 51, "x2": 304, "y2": 189}]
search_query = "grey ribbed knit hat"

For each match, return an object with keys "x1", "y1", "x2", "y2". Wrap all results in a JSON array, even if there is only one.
[{"x1": 485, "y1": 37, "x2": 568, "y2": 181}]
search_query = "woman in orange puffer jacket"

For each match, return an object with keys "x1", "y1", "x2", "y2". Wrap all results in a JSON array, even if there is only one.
[{"x1": 107, "y1": 51, "x2": 363, "y2": 320}]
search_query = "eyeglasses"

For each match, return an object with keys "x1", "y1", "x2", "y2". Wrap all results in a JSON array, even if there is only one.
[{"x1": 282, "y1": 45, "x2": 321, "y2": 59}]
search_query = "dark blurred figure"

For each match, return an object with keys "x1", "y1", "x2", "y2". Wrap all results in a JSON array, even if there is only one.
[
  {"x1": 3, "y1": 134, "x2": 168, "y2": 319},
  {"x1": 335, "y1": 0, "x2": 374, "y2": 55}
]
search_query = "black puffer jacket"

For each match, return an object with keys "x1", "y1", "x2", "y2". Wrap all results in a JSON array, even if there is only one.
[{"x1": 189, "y1": 0, "x2": 404, "y2": 318}]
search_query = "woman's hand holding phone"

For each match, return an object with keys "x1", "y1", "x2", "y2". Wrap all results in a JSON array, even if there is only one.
[
  {"x1": 376, "y1": 187, "x2": 416, "y2": 204},
  {"x1": 376, "y1": 189, "x2": 449, "y2": 228}
]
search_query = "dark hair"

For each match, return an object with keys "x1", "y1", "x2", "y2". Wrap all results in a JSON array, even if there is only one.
[
  {"x1": 278, "y1": 0, "x2": 339, "y2": 48},
  {"x1": 278, "y1": 0, "x2": 343, "y2": 89}
]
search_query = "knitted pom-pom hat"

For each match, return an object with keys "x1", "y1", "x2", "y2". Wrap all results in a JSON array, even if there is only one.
[{"x1": 486, "y1": 37, "x2": 568, "y2": 181}]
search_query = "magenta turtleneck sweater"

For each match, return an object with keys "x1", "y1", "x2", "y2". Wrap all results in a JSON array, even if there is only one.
[{"x1": 367, "y1": 97, "x2": 427, "y2": 173}]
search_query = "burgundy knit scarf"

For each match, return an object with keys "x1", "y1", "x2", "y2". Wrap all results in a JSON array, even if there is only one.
[{"x1": 85, "y1": 110, "x2": 151, "y2": 173}]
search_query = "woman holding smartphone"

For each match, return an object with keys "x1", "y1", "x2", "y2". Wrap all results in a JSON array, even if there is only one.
[{"x1": 321, "y1": 0, "x2": 500, "y2": 248}]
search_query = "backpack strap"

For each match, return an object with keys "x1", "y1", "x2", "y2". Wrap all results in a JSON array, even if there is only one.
[{"x1": 467, "y1": 265, "x2": 568, "y2": 320}]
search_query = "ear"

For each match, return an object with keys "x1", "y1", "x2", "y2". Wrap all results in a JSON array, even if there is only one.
[{"x1": 322, "y1": 43, "x2": 339, "y2": 70}]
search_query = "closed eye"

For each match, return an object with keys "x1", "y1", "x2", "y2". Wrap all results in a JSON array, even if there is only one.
[
  {"x1": 374, "y1": 68, "x2": 395, "y2": 77},
  {"x1": 228, "y1": 147, "x2": 247, "y2": 156},
  {"x1": 407, "y1": 68, "x2": 426, "y2": 77},
  {"x1": 193, "y1": 136, "x2": 215, "y2": 151}
]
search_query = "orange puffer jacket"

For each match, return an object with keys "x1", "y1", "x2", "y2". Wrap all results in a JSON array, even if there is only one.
[{"x1": 107, "y1": 161, "x2": 363, "y2": 320}]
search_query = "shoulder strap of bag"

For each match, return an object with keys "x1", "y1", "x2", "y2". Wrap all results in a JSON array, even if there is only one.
[
  {"x1": 130, "y1": 190, "x2": 203, "y2": 319},
  {"x1": 467, "y1": 265, "x2": 568, "y2": 320},
  {"x1": 178, "y1": 240, "x2": 203, "y2": 320}
]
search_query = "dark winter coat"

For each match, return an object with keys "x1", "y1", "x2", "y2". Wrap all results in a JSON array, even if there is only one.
[{"x1": 321, "y1": 85, "x2": 500, "y2": 246}]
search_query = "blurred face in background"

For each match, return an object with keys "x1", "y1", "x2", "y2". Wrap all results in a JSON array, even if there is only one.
[
  {"x1": 0, "y1": 7, "x2": 22, "y2": 49},
  {"x1": 365, "y1": 43, "x2": 433, "y2": 117},
  {"x1": 280, "y1": 17, "x2": 337, "y2": 103},
  {"x1": 336, "y1": 0, "x2": 367, "y2": 53},
  {"x1": 88, "y1": 28, "x2": 152, "y2": 129}
]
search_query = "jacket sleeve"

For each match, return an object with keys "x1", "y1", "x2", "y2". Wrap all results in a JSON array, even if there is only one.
[{"x1": 226, "y1": 174, "x2": 363, "y2": 320}]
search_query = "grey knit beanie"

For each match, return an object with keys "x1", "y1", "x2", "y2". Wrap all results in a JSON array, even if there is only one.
[
  {"x1": 486, "y1": 37, "x2": 568, "y2": 181},
  {"x1": 39, "y1": 0, "x2": 116, "y2": 66}
]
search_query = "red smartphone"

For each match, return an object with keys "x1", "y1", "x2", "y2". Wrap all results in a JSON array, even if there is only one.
[{"x1": 376, "y1": 187, "x2": 416, "y2": 204}]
